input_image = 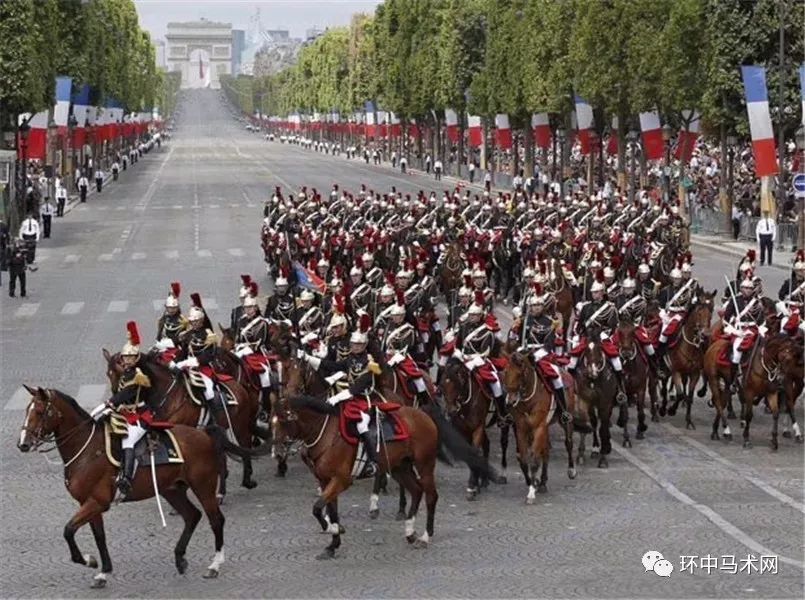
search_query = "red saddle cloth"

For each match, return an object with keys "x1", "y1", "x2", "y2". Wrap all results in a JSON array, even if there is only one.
[
  {"x1": 122, "y1": 408, "x2": 173, "y2": 429},
  {"x1": 338, "y1": 398, "x2": 409, "y2": 446},
  {"x1": 393, "y1": 356, "x2": 435, "y2": 401},
  {"x1": 199, "y1": 365, "x2": 234, "y2": 382},
  {"x1": 156, "y1": 348, "x2": 178, "y2": 365},
  {"x1": 716, "y1": 335, "x2": 756, "y2": 368},
  {"x1": 244, "y1": 353, "x2": 269, "y2": 374},
  {"x1": 570, "y1": 336, "x2": 619, "y2": 358}
]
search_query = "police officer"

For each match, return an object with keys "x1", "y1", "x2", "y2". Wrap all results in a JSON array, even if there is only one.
[
  {"x1": 6, "y1": 239, "x2": 27, "y2": 297},
  {"x1": 40, "y1": 197, "x2": 55, "y2": 238}
]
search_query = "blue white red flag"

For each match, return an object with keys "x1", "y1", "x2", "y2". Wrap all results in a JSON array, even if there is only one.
[{"x1": 292, "y1": 261, "x2": 327, "y2": 294}]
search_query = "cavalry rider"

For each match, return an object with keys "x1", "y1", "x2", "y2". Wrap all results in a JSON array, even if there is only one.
[
  {"x1": 363, "y1": 250, "x2": 384, "y2": 289},
  {"x1": 298, "y1": 313, "x2": 383, "y2": 475},
  {"x1": 324, "y1": 297, "x2": 351, "y2": 361},
  {"x1": 266, "y1": 268, "x2": 295, "y2": 322},
  {"x1": 569, "y1": 273, "x2": 628, "y2": 403},
  {"x1": 383, "y1": 297, "x2": 431, "y2": 406},
  {"x1": 90, "y1": 322, "x2": 153, "y2": 498},
  {"x1": 295, "y1": 289, "x2": 324, "y2": 337},
  {"x1": 471, "y1": 264, "x2": 494, "y2": 311},
  {"x1": 654, "y1": 266, "x2": 695, "y2": 374},
  {"x1": 155, "y1": 282, "x2": 187, "y2": 350},
  {"x1": 454, "y1": 291, "x2": 510, "y2": 423},
  {"x1": 723, "y1": 275, "x2": 766, "y2": 391},
  {"x1": 637, "y1": 262, "x2": 659, "y2": 303},
  {"x1": 777, "y1": 251, "x2": 805, "y2": 336},
  {"x1": 170, "y1": 302, "x2": 226, "y2": 421},
  {"x1": 233, "y1": 282, "x2": 272, "y2": 410},
  {"x1": 615, "y1": 274, "x2": 658, "y2": 373},
  {"x1": 448, "y1": 277, "x2": 473, "y2": 328},
  {"x1": 230, "y1": 274, "x2": 252, "y2": 332}
]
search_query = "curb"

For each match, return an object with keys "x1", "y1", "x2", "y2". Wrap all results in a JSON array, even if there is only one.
[{"x1": 689, "y1": 238, "x2": 790, "y2": 272}]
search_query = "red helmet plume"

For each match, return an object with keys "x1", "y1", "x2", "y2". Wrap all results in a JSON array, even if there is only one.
[
  {"x1": 474, "y1": 290, "x2": 485, "y2": 306},
  {"x1": 170, "y1": 282, "x2": 181, "y2": 298},
  {"x1": 249, "y1": 281, "x2": 258, "y2": 297},
  {"x1": 126, "y1": 321, "x2": 141, "y2": 346},
  {"x1": 463, "y1": 274, "x2": 472, "y2": 288},
  {"x1": 335, "y1": 294, "x2": 346, "y2": 315},
  {"x1": 359, "y1": 312, "x2": 371, "y2": 332},
  {"x1": 595, "y1": 269, "x2": 605, "y2": 283},
  {"x1": 746, "y1": 249, "x2": 756, "y2": 262},
  {"x1": 240, "y1": 274, "x2": 251, "y2": 286},
  {"x1": 396, "y1": 289, "x2": 405, "y2": 306}
]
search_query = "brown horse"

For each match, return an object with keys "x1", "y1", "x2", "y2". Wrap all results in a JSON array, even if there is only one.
[
  {"x1": 274, "y1": 356, "x2": 502, "y2": 559},
  {"x1": 778, "y1": 335, "x2": 804, "y2": 443},
  {"x1": 573, "y1": 338, "x2": 618, "y2": 468},
  {"x1": 704, "y1": 333, "x2": 792, "y2": 449},
  {"x1": 103, "y1": 350, "x2": 261, "y2": 493},
  {"x1": 545, "y1": 258, "x2": 574, "y2": 331},
  {"x1": 17, "y1": 387, "x2": 239, "y2": 586},
  {"x1": 615, "y1": 320, "x2": 649, "y2": 444},
  {"x1": 659, "y1": 290, "x2": 716, "y2": 429},
  {"x1": 502, "y1": 352, "x2": 584, "y2": 502},
  {"x1": 439, "y1": 241, "x2": 464, "y2": 301}
]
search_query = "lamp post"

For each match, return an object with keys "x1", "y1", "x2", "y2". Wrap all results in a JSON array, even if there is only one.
[
  {"x1": 662, "y1": 123, "x2": 673, "y2": 202},
  {"x1": 557, "y1": 127, "x2": 566, "y2": 198},
  {"x1": 67, "y1": 113, "x2": 77, "y2": 179},
  {"x1": 796, "y1": 124, "x2": 805, "y2": 250},
  {"x1": 627, "y1": 130, "x2": 639, "y2": 203},
  {"x1": 47, "y1": 118, "x2": 58, "y2": 205}
]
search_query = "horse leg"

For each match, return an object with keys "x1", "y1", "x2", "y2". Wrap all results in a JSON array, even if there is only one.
[
  {"x1": 369, "y1": 473, "x2": 382, "y2": 519},
  {"x1": 697, "y1": 374, "x2": 709, "y2": 399},
  {"x1": 241, "y1": 456, "x2": 257, "y2": 490},
  {"x1": 659, "y1": 377, "x2": 669, "y2": 417},
  {"x1": 466, "y1": 427, "x2": 483, "y2": 500},
  {"x1": 161, "y1": 485, "x2": 202, "y2": 576},
  {"x1": 619, "y1": 395, "x2": 632, "y2": 448},
  {"x1": 577, "y1": 431, "x2": 586, "y2": 466},
  {"x1": 87, "y1": 515, "x2": 113, "y2": 588},
  {"x1": 479, "y1": 430, "x2": 490, "y2": 488},
  {"x1": 198, "y1": 487, "x2": 226, "y2": 579},
  {"x1": 499, "y1": 423, "x2": 510, "y2": 471},
  {"x1": 667, "y1": 373, "x2": 683, "y2": 416},
  {"x1": 397, "y1": 481, "x2": 408, "y2": 521},
  {"x1": 598, "y1": 404, "x2": 612, "y2": 469},
  {"x1": 63, "y1": 498, "x2": 104, "y2": 573},
  {"x1": 590, "y1": 408, "x2": 600, "y2": 457},
  {"x1": 740, "y1": 391, "x2": 753, "y2": 449},
  {"x1": 636, "y1": 384, "x2": 648, "y2": 440},
  {"x1": 391, "y1": 464, "x2": 424, "y2": 544},
  {"x1": 217, "y1": 455, "x2": 228, "y2": 504},
  {"x1": 313, "y1": 477, "x2": 349, "y2": 559},
  {"x1": 649, "y1": 373, "x2": 660, "y2": 422},
  {"x1": 685, "y1": 374, "x2": 697, "y2": 430},
  {"x1": 416, "y1": 464, "x2": 438, "y2": 548},
  {"x1": 768, "y1": 391, "x2": 779, "y2": 452},
  {"x1": 534, "y1": 424, "x2": 549, "y2": 493},
  {"x1": 786, "y1": 395, "x2": 803, "y2": 443},
  {"x1": 564, "y1": 422, "x2": 577, "y2": 479}
]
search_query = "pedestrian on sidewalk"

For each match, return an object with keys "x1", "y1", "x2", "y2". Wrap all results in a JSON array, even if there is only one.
[
  {"x1": 6, "y1": 239, "x2": 28, "y2": 297},
  {"x1": 95, "y1": 167, "x2": 104, "y2": 192},
  {"x1": 468, "y1": 161, "x2": 476, "y2": 183},
  {"x1": 56, "y1": 182, "x2": 67, "y2": 216},
  {"x1": 112, "y1": 159, "x2": 120, "y2": 181},
  {"x1": 78, "y1": 174, "x2": 89, "y2": 202},
  {"x1": 731, "y1": 204, "x2": 742, "y2": 240},
  {"x1": 40, "y1": 198, "x2": 55, "y2": 238},
  {"x1": 755, "y1": 211, "x2": 776, "y2": 266},
  {"x1": 434, "y1": 158, "x2": 443, "y2": 181},
  {"x1": 122, "y1": 152, "x2": 128, "y2": 170},
  {"x1": 400, "y1": 155, "x2": 407, "y2": 174},
  {"x1": 425, "y1": 154, "x2": 432, "y2": 174},
  {"x1": 0, "y1": 217, "x2": 8, "y2": 288},
  {"x1": 513, "y1": 170, "x2": 523, "y2": 192},
  {"x1": 87, "y1": 157, "x2": 93, "y2": 179},
  {"x1": 18, "y1": 213, "x2": 40, "y2": 263},
  {"x1": 484, "y1": 171, "x2": 492, "y2": 192},
  {"x1": 74, "y1": 167, "x2": 82, "y2": 192},
  {"x1": 391, "y1": 150, "x2": 397, "y2": 169}
]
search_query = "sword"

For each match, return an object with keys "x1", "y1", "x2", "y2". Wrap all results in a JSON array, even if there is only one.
[
  {"x1": 724, "y1": 276, "x2": 741, "y2": 325},
  {"x1": 149, "y1": 448, "x2": 167, "y2": 528}
]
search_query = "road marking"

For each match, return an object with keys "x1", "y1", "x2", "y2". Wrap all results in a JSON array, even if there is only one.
[
  {"x1": 15, "y1": 303, "x2": 39, "y2": 317},
  {"x1": 98, "y1": 254, "x2": 113, "y2": 261},
  {"x1": 209, "y1": 204, "x2": 219, "y2": 208},
  {"x1": 661, "y1": 423, "x2": 805, "y2": 515},
  {"x1": 75, "y1": 384, "x2": 108, "y2": 410},
  {"x1": 197, "y1": 249, "x2": 212, "y2": 258},
  {"x1": 132, "y1": 252, "x2": 146, "y2": 260},
  {"x1": 5, "y1": 388, "x2": 31, "y2": 411},
  {"x1": 612, "y1": 443, "x2": 805, "y2": 570},
  {"x1": 112, "y1": 248, "x2": 122, "y2": 254},
  {"x1": 64, "y1": 254, "x2": 81, "y2": 263},
  {"x1": 165, "y1": 250, "x2": 179, "y2": 259},
  {"x1": 115, "y1": 206, "x2": 126, "y2": 211},
  {"x1": 107, "y1": 300, "x2": 129, "y2": 313},
  {"x1": 228, "y1": 248, "x2": 244, "y2": 257},
  {"x1": 172, "y1": 205, "x2": 183, "y2": 210},
  {"x1": 231, "y1": 203, "x2": 240, "y2": 208},
  {"x1": 61, "y1": 302, "x2": 85, "y2": 315}
]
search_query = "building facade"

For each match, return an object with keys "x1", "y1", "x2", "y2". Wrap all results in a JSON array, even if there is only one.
[{"x1": 166, "y1": 19, "x2": 232, "y2": 89}]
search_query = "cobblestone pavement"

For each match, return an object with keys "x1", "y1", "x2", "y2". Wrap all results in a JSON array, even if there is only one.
[{"x1": 0, "y1": 90, "x2": 802, "y2": 599}]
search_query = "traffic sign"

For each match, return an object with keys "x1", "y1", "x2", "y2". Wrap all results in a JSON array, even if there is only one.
[{"x1": 795, "y1": 174, "x2": 805, "y2": 198}]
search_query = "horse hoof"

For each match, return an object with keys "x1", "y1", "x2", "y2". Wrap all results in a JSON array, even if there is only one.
[
  {"x1": 577, "y1": 455, "x2": 585, "y2": 465},
  {"x1": 590, "y1": 449, "x2": 599, "y2": 458},
  {"x1": 241, "y1": 480, "x2": 258, "y2": 490},
  {"x1": 623, "y1": 439, "x2": 632, "y2": 449},
  {"x1": 202, "y1": 568, "x2": 219, "y2": 579},
  {"x1": 406, "y1": 533, "x2": 418, "y2": 544},
  {"x1": 723, "y1": 433, "x2": 732, "y2": 441},
  {"x1": 176, "y1": 556, "x2": 188, "y2": 574},
  {"x1": 89, "y1": 577, "x2": 106, "y2": 589},
  {"x1": 413, "y1": 538, "x2": 429, "y2": 549},
  {"x1": 395, "y1": 511, "x2": 406, "y2": 522},
  {"x1": 651, "y1": 414, "x2": 659, "y2": 423},
  {"x1": 537, "y1": 484, "x2": 547, "y2": 494},
  {"x1": 86, "y1": 556, "x2": 98, "y2": 569},
  {"x1": 667, "y1": 406, "x2": 677, "y2": 417},
  {"x1": 710, "y1": 432, "x2": 719, "y2": 441},
  {"x1": 742, "y1": 440, "x2": 753, "y2": 449},
  {"x1": 707, "y1": 399, "x2": 714, "y2": 408},
  {"x1": 369, "y1": 509, "x2": 379, "y2": 520},
  {"x1": 636, "y1": 431, "x2": 645, "y2": 440},
  {"x1": 525, "y1": 496, "x2": 535, "y2": 505},
  {"x1": 598, "y1": 457, "x2": 608, "y2": 469},
  {"x1": 658, "y1": 407, "x2": 666, "y2": 417},
  {"x1": 686, "y1": 421, "x2": 696, "y2": 431},
  {"x1": 316, "y1": 549, "x2": 335, "y2": 561},
  {"x1": 217, "y1": 495, "x2": 225, "y2": 506},
  {"x1": 796, "y1": 435, "x2": 804, "y2": 444},
  {"x1": 770, "y1": 441, "x2": 778, "y2": 452},
  {"x1": 782, "y1": 430, "x2": 792, "y2": 439},
  {"x1": 466, "y1": 490, "x2": 478, "y2": 502},
  {"x1": 274, "y1": 467, "x2": 287, "y2": 478},
  {"x1": 479, "y1": 477, "x2": 489, "y2": 489},
  {"x1": 617, "y1": 416, "x2": 627, "y2": 428},
  {"x1": 567, "y1": 467, "x2": 577, "y2": 479}
]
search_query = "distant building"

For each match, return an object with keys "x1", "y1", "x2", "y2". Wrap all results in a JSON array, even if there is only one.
[
  {"x1": 153, "y1": 39, "x2": 167, "y2": 70},
  {"x1": 166, "y1": 18, "x2": 232, "y2": 89},
  {"x1": 232, "y1": 29, "x2": 245, "y2": 74},
  {"x1": 305, "y1": 27, "x2": 325, "y2": 42},
  {"x1": 265, "y1": 29, "x2": 290, "y2": 42}
]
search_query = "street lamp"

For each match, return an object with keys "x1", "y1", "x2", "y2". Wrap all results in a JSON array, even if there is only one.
[
  {"x1": 17, "y1": 118, "x2": 31, "y2": 226},
  {"x1": 796, "y1": 124, "x2": 805, "y2": 251},
  {"x1": 662, "y1": 123, "x2": 673, "y2": 202},
  {"x1": 627, "y1": 129, "x2": 639, "y2": 203},
  {"x1": 67, "y1": 113, "x2": 78, "y2": 176},
  {"x1": 556, "y1": 127, "x2": 566, "y2": 198}
]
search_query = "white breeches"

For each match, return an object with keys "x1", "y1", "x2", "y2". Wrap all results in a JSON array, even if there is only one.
[
  {"x1": 122, "y1": 423, "x2": 147, "y2": 449},
  {"x1": 464, "y1": 356, "x2": 503, "y2": 398},
  {"x1": 200, "y1": 373, "x2": 215, "y2": 400},
  {"x1": 609, "y1": 357, "x2": 623, "y2": 372},
  {"x1": 413, "y1": 378, "x2": 426, "y2": 392},
  {"x1": 258, "y1": 369, "x2": 271, "y2": 388},
  {"x1": 731, "y1": 337, "x2": 743, "y2": 364},
  {"x1": 568, "y1": 356, "x2": 578, "y2": 370},
  {"x1": 658, "y1": 313, "x2": 683, "y2": 344},
  {"x1": 357, "y1": 411, "x2": 371, "y2": 434},
  {"x1": 643, "y1": 344, "x2": 655, "y2": 356}
]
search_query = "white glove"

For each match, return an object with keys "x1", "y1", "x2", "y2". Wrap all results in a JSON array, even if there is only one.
[
  {"x1": 90, "y1": 403, "x2": 111, "y2": 421},
  {"x1": 301, "y1": 332, "x2": 318, "y2": 345},
  {"x1": 176, "y1": 357, "x2": 199, "y2": 369},
  {"x1": 327, "y1": 388, "x2": 352, "y2": 406},
  {"x1": 154, "y1": 338, "x2": 174, "y2": 351},
  {"x1": 452, "y1": 348, "x2": 464, "y2": 361},
  {"x1": 387, "y1": 352, "x2": 404, "y2": 367},
  {"x1": 296, "y1": 348, "x2": 305, "y2": 360},
  {"x1": 325, "y1": 371, "x2": 346, "y2": 386}
]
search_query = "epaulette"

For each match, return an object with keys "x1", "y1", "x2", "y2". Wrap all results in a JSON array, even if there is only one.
[
  {"x1": 129, "y1": 368, "x2": 151, "y2": 389},
  {"x1": 204, "y1": 330, "x2": 219, "y2": 346}
]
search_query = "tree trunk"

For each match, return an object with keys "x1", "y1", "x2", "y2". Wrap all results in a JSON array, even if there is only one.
[
  {"x1": 617, "y1": 112, "x2": 627, "y2": 192},
  {"x1": 523, "y1": 127, "x2": 534, "y2": 178}
]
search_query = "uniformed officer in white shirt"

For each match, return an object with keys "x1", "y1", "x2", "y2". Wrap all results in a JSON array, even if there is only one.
[
  {"x1": 40, "y1": 198, "x2": 55, "y2": 238},
  {"x1": 95, "y1": 167, "x2": 104, "y2": 192},
  {"x1": 56, "y1": 182, "x2": 67, "y2": 217},
  {"x1": 78, "y1": 175, "x2": 89, "y2": 202},
  {"x1": 755, "y1": 211, "x2": 776, "y2": 266},
  {"x1": 18, "y1": 213, "x2": 40, "y2": 262}
]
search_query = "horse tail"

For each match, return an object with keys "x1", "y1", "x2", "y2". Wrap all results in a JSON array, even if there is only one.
[
  {"x1": 420, "y1": 403, "x2": 505, "y2": 484},
  {"x1": 205, "y1": 424, "x2": 271, "y2": 460}
]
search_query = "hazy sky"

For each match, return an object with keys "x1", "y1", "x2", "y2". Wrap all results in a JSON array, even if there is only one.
[{"x1": 134, "y1": 0, "x2": 382, "y2": 41}]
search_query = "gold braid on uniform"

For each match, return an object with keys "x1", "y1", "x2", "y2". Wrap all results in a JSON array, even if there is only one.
[{"x1": 122, "y1": 368, "x2": 151, "y2": 389}]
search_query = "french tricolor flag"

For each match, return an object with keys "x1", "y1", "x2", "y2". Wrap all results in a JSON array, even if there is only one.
[
  {"x1": 800, "y1": 64, "x2": 805, "y2": 125},
  {"x1": 54, "y1": 76, "x2": 72, "y2": 135},
  {"x1": 639, "y1": 111, "x2": 664, "y2": 161},
  {"x1": 574, "y1": 95, "x2": 594, "y2": 155},
  {"x1": 468, "y1": 115, "x2": 482, "y2": 147},
  {"x1": 531, "y1": 113, "x2": 551, "y2": 149},
  {"x1": 494, "y1": 113, "x2": 512, "y2": 150},
  {"x1": 741, "y1": 66, "x2": 778, "y2": 177},
  {"x1": 365, "y1": 101, "x2": 377, "y2": 138},
  {"x1": 445, "y1": 108, "x2": 459, "y2": 143},
  {"x1": 674, "y1": 110, "x2": 700, "y2": 164}
]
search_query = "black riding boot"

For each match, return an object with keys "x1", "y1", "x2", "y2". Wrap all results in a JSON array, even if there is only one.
[
  {"x1": 614, "y1": 371, "x2": 628, "y2": 405},
  {"x1": 553, "y1": 387, "x2": 572, "y2": 424},
  {"x1": 117, "y1": 448, "x2": 136, "y2": 497},
  {"x1": 358, "y1": 431, "x2": 379, "y2": 477},
  {"x1": 494, "y1": 394, "x2": 513, "y2": 426},
  {"x1": 415, "y1": 390, "x2": 431, "y2": 407},
  {"x1": 209, "y1": 389, "x2": 227, "y2": 425},
  {"x1": 654, "y1": 342, "x2": 669, "y2": 376},
  {"x1": 730, "y1": 363, "x2": 741, "y2": 393}
]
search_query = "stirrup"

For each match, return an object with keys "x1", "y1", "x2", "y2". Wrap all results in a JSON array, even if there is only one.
[{"x1": 560, "y1": 410, "x2": 572, "y2": 424}]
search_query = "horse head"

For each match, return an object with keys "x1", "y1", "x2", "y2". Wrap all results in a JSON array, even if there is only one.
[
  {"x1": 501, "y1": 351, "x2": 533, "y2": 406},
  {"x1": 102, "y1": 348, "x2": 125, "y2": 393},
  {"x1": 268, "y1": 321, "x2": 294, "y2": 358},
  {"x1": 687, "y1": 290, "x2": 716, "y2": 346},
  {"x1": 218, "y1": 322, "x2": 236, "y2": 352},
  {"x1": 579, "y1": 340, "x2": 607, "y2": 382},
  {"x1": 18, "y1": 386, "x2": 70, "y2": 452},
  {"x1": 440, "y1": 358, "x2": 469, "y2": 417},
  {"x1": 616, "y1": 319, "x2": 638, "y2": 360}
]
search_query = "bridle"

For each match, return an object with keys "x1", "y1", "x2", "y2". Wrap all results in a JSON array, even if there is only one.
[
  {"x1": 21, "y1": 390, "x2": 96, "y2": 467},
  {"x1": 508, "y1": 359, "x2": 538, "y2": 408}
]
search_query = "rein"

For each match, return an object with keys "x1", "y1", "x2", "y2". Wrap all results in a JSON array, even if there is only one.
[
  {"x1": 25, "y1": 391, "x2": 97, "y2": 466},
  {"x1": 510, "y1": 364, "x2": 538, "y2": 408}
]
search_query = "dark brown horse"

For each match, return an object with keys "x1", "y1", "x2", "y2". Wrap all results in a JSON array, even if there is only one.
[
  {"x1": 615, "y1": 320, "x2": 649, "y2": 444},
  {"x1": 573, "y1": 338, "x2": 618, "y2": 468},
  {"x1": 439, "y1": 241, "x2": 464, "y2": 301},
  {"x1": 17, "y1": 387, "x2": 241, "y2": 587},
  {"x1": 502, "y1": 352, "x2": 584, "y2": 502},
  {"x1": 778, "y1": 335, "x2": 804, "y2": 443},
  {"x1": 274, "y1": 356, "x2": 502, "y2": 559},
  {"x1": 103, "y1": 350, "x2": 261, "y2": 493},
  {"x1": 544, "y1": 258, "x2": 574, "y2": 331}
]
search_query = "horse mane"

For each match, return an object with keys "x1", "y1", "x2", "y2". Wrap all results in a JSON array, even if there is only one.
[
  {"x1": 141, "y1": 355, "x2": 173, "y2": 379},
  {"x1": 288, "y1": 394, "x2": 338, "y2": 415},
  {"x1": 52, "y1": 389, "x2": 91, "y2": 421}
]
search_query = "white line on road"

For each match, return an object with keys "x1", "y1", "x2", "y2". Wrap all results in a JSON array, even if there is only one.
[
  {"x1": 98, "y1": 254, "x2": 113, "y2": 261},
  {"x1": 107, "y1": 300, "x2": 129, "y2": 313},
  {"x1": 4, "y1": 387, "x2": 30, "y2": 411},
  {"x1": 14, "y1": 303, "x2": 39, "y2": 317},
  {"x1": 132, "y1": 252, "x2": 146, "y2": 260},
  {"x1": 112, "y1": 248, "x2": 122, "y2": 254},
  {"x1": 75, "y1": 384, "x2": 108, "y2": 410},
  {"x1": 660, "y1": 423, "x2": 805, "y2": 515},
  {"x1": 64, "y1": 254, "x2": 81, "y2": 263},
  {"x1": 228, "y1": 248, "x2": 244, "y2": 257},
  {"x1": 209, "y1": 204, "x2": 219, "y2": 208},
  {"x1": 60, "y1": 302, "x2": 85, "y2": 315},
  {"x1": 611, "y1": 443, "x2": 805, "y2": 570},
  {"x1": 197, "y1": 249, "x2": 211, "y2": 258},
  {"x1": 165, "y1": 250, "x2": 179, "y2": 259}
]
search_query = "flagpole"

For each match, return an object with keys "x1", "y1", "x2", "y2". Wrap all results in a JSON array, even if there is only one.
[{"x1": 286, "y1": 232, "x2": 301, "y2": 340}]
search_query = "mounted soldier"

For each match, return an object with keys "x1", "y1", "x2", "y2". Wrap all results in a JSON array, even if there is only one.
[
  {"x1": 230, "y1": 274, "x2": 252, "y2": 332},
  {"x1": 155, "y1": 282, "x2": 187, "y2": 352},
  {"x1": 266, "y1": 268, "x2": 295, "y2": 322},
  {"x1": 723, "y1": 275, "x2": 766, "y2": 392},
  {"x1": 654, "y1": 267, "x2": 695, "y2": 374},
  {"x1": 233, "y1": 282, "x2": 272, "y2": 409}
]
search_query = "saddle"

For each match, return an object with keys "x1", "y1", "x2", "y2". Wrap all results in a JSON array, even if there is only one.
[
  {"x1": 716, "y1": 334, "x2": 758, "y2": 369},
  {"x1": 182, "y1": 372, "x2": 238, "y2": 406},
  {"x1": 338, "y1": 398, "x2": 409, "y2": 446},
  {"x1": 393, "y1": 356, "x2": 435, "y2": 401},
  {"x1": 104, "y1": 418, "x2": 184, "y2": 470}
]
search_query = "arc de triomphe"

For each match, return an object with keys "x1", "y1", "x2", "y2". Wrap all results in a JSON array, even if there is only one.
[{"x1": 166, "y1": 20, "x2": 232, "y2": 89}]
